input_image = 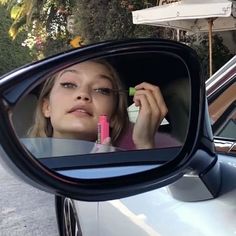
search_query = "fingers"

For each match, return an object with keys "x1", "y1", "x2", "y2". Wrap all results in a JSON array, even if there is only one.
[
  {"x1": 91, "y1": 137, "x2": 115, "y2": 153},
  {"x1": 134, "y1": 82, "x2": 168, "y2": 118},
  {"x1": 132, "y1": 82, "x2": 168, "y2": 149},
  {"x1": 102, "y1": 137, "x2": 111, "y2": 145},
  {"x1": 134, "y1": 82, "x2": 168, "y2": 120}
]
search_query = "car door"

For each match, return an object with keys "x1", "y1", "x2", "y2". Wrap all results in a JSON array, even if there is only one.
[{"x1": 72, "y1": 59, "x2": 236, "y2": 236}]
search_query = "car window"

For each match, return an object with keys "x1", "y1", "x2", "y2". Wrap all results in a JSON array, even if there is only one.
[
  {"x1": 209, "y1": 81, "x2": 236, "y2": 139},
  {"x1": 214, "y1": 110, "x2": 236, "y2": 140},
  {"x1": 208, "y1": 81, "x2": 236, "y2": 155}
]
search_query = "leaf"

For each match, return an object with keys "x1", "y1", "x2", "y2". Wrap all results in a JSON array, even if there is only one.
[
  {"x1": 9, "y1": 25, "x2": 17, "y2": 39},
  {"x1": 0, "y1": 0, "x2": 10, "y2": 5},
  {"x1": 9, "y1": 16, "x2": 26, "y2": 39},
  {"x1": 10, "y1": 5, "x2": 23, "y2": 20}
]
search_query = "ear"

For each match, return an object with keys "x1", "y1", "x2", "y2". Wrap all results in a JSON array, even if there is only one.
[{"x1": 42, "y1": 98, "x2": 51, "y2": 118}]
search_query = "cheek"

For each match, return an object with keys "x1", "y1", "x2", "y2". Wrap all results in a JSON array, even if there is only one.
[
  {"x1": 50, "y1": 98, "x2": 65, "y2": 116},
  {"x1": 96, "y1": 97, "x2": 116, "y2": 118},
  {"x1": 47, "y1": 94, "x2": 67, "y2": 118}
]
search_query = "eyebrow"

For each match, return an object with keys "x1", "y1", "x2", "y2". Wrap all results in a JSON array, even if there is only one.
[
  {"x1": 58, "y1": 69, "x2": 113, "y2": 82},
  {"x1": 58, "y1": 69, "x2": 78, "y2": 78},
  {"x1": 97, "y1": 74, "x2": 113, "y2": 82}
]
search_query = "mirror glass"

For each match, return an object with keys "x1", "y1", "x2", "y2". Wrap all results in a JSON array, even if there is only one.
[{"x1": 11, "y1": 52, "x2": 190, "y2": 178}]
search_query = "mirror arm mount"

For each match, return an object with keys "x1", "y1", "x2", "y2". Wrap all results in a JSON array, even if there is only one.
[
  {"x1": 167, "y1": 99, "x2": 221, "y2": 202},
  {"x1": 167, "y1": 152, "x2": 220, "y2": 202}
]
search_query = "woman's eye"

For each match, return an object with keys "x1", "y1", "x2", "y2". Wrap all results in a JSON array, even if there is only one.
[
  {"x1": 94, "y1": 88, "x2": 112, "y2": 95},
  {"x1": 60, "y1": 82, "x2": 77, "y2": 89}
]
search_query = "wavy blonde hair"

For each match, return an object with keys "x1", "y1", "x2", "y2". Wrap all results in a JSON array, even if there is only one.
[{"x1": 28, "y1": 59, "x2": 129, "y2": 145}]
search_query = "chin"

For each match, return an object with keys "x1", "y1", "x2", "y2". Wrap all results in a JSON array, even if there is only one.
[{"x1": 68, "y1": 128, "x2": 97, "y2": 140}]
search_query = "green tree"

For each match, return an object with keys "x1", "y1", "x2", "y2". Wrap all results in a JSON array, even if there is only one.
[
  {"x1": 0, "y1": 4, "x2": 33, "y2": 76},
  {"x1": 4, "y1": 0, "x2": 232, "y2": 78},
  {"x1": 73, "y1": 0, "x2": 161, "y2": 44},
  {"x1": 189, "y1": 34, "x2": 234, "y2": 79},
  {"x1": 1, "y1": 0, "x2": 172, "y2": 58},
  {"x1": 0, "y1": 0, "x2": 74, "y2": 59}
]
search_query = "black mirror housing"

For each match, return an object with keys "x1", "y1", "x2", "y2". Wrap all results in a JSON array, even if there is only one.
[{"x1": 0, "y1": 39, "x2": 218, "y2": 201}]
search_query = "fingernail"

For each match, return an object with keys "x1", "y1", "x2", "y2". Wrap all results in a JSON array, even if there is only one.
[{"x1": 103, "y1": 137, "x2": 111, "y2": 144}]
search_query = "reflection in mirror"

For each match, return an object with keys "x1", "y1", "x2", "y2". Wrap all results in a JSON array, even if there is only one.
[{"x1": 11, "y1": 52, "x2": 190, "y2": 177}]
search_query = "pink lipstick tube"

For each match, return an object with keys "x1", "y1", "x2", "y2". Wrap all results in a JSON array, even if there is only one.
[{"x1": 97, "y1": 115, "x2": 110, "y2": 144}]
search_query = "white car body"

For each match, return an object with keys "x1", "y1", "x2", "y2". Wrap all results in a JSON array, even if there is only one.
[{"x1": 74, "y1": 55, "x2": 236, "y2": 236}]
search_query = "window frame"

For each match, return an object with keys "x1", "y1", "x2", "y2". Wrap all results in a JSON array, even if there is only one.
[{"x1": 207, "y1": 66, "x2": 236, "y2": 156}]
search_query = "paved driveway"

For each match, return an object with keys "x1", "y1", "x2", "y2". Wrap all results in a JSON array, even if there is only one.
[{"x1": 0, "y1": 164, "x2": 59, "y2": 236}]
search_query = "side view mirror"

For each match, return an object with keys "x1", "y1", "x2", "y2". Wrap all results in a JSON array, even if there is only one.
[{"x1": 0, "y1": 39, "x2": 218, "y2": 201}]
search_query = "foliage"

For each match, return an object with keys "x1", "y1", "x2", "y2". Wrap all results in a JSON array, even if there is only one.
[
  {"x1": 1, "y1": 0, "x2": 177, "y2": 58},
  {"x1": 212, "y1": 34, "x2": 234, "y2": 73},
  {"x1": 73, "y1": 0, "x2": 166, "y2": 44},
  {"x1": 1, "y1": 0, "x2": 166, "y2": 58},
  {"x1": 188, "y1": 33, "x2": 234, "y2": 79},
  {"x1": 1, "y1": 0, "x2": 234, "y2": 75},
  {"x1": 0, "y1": 4, "x2": 33, "y2": 76},
  {"x1": 1, "y1": 0, "x2": 74, "y2": 59}
]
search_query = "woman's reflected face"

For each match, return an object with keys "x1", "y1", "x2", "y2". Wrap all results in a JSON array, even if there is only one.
[{"x1": 42, "y1": 61, "x2": 116, "y2": 141}]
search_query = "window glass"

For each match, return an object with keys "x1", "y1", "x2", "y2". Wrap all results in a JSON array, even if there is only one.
[
  {"x1": 215, "y1": 115, "x2": 236, "y2": 139},
  {"x1": 209, "y1": 82, "x2": 236, "y2": 140}
]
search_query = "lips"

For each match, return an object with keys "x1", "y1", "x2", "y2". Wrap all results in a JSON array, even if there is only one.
[{"x1": 68, "y1": 105, "x2": 92, "y2": 116}]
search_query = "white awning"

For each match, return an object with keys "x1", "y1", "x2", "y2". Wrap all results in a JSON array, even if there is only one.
[{"x1": 132, "y1": 0, "x2": 236, "y2": 32}]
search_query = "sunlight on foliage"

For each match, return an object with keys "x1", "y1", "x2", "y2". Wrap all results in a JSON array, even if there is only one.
[
  {"x1": 9, "y1": 26, "x2": 17, "y2": 38},
  {"x1": 9, "y1": 15, "x2": 26, "y2": 39},
  {"x1": 1, "y1": 0, "x2": 234, "y2": 77},
  {"x1": 0, "y1": 0, "x2": 10, "y2": 4},
  {"x1": 10, "y1": 4, "x2": 22, "y2": 19},
  {"x1": 0, "y1": 3, "x2": 33, "y2": 76}
]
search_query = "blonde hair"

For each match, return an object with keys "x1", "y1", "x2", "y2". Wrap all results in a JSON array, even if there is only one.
[{"x1": 28, "y1": 59, "x2": 129, "y2": 145}]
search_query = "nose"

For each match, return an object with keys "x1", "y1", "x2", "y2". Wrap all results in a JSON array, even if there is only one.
[{"x1": 75, "y1": 87, "x2": 91, "y2": 101}]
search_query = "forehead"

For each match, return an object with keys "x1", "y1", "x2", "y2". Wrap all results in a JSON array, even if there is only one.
[{"x1": 59, "y1": 61, "x2": 113, "y2": 79}]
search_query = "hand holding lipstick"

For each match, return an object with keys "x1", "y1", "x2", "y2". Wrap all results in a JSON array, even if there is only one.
[
  {"x1": 97, "y1": 115, "x2": 109, "y2": 144},
  {"x1": 92, "y1": 115, "x2": 115, "y2": 153},
  {"x1": 91, "y1": 137, "x2": 115, "y2": 153},
  {"x1": 132, "y1": 82, "x2": 168, "y2": 149}
]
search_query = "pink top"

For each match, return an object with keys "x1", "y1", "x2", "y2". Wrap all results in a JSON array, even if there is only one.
[{"x1": 117, "y1": 122, "x2": 181, "y2": 150}]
